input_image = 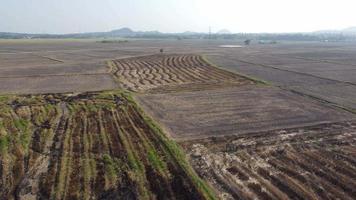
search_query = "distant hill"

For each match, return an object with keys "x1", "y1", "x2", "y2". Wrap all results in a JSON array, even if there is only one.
[
  {"x1": 0, "y1": 27, "x2": 162, "y2": 39},
  {"x1": 217, "y1": 29, "x2": 231, "y2": 34},
  {"x1": 1, "y1": 27, "x2": 356, "y2": 41},
  {"x1": 110, "y1": 28, "x2": 134, "y2": 36},
  {"x1": 315, "y1": 26, "x2": 356, "y2": 35},
  {"x1": 343, "y1": 27, "x2": 356, "y2": 34}
]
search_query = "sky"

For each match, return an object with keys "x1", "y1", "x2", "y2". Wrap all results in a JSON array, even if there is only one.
[{"x1": 1, "y1": 0, "x2": 356, "y2": 34}]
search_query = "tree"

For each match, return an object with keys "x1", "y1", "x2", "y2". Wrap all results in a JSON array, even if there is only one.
[{"x1": 244, "y1": 39, "x2": 251, "y2": 45}]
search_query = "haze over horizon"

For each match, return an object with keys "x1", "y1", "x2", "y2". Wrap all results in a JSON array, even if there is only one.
[{"x1": 1, "y1": 0, "x2": 356, "y2": 34}]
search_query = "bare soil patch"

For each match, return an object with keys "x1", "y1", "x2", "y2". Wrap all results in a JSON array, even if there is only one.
[
  {"x1": 0, "y1": 74, "x2": 117, "y2": 94},
  {"x1": 182, "y1": 121, "x2": 356, "y2": 200},
  {"x1": 136, "y1": 86, "x2": 354, "y2": 140},
  {"x1": 0, "y1": 53, "x2": 61, "y2": 68}
]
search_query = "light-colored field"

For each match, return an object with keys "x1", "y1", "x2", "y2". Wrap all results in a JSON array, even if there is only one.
[
  {"x1": 1, "y1": 39, "x2": 356, "y2": 200},
  {"x1": 0, "y1": 74, "x2": 117, "y2": 94},
  {"x1": 136, "y1": 85, "x2": 353, "y2": 140}
]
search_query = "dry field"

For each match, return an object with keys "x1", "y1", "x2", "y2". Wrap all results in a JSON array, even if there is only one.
[
  {"x1": 0, "y1": 74, "x2": 117, "y2": 94},
  {"x1": 182, "y1": 122, "x2": 356, "y2": 200},
  {"x1": 136, "y1": 86, "x2": 353, "y2": 140},
  {"x1": 110, "y1": 54, "x2": 253, "y2": 92},
  {"x1": 0, "y1": 53, "x2": 61, "y2": 68},
  {"x1": 117, "y1": 51, "x2": 356, "y2": 200},
  {"x1": 1, "y1": 39, "x2": 356, "y2": 200},
  {"x1": 206, "y1": 42, "x2": 356, "y2": 111},
  {"x1": 0, "y1": 91, "x2": 214, "y2": 200}
]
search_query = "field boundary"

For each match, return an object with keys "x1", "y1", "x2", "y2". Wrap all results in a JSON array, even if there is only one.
[{"x1": 124, "y1": 91, "x2": 217, "y2": 199}]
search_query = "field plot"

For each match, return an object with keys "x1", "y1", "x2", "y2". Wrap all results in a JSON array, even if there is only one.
[
  {"x1": 0, "y1": 62, "x2": 108, "y2": 78},
  {"x1": 206, "y1": 42, "x2": 356, "y2": 111},
  {"x1": 136, "y1": 86, "x2": 353, "y2": 140},
  {"x1": 0, "y1": 91, "x2": 214, "y2": 200},
  {"x1": 0, "y1": 53, "x2": 61, "y2": 68},
  {"x1": 182, "y1": 122, "x2": 356, "y2": 200},
  {"x1": 0, "y1": 74, "x2": 117, "y2": 94},
  {"x1": 111, "y1": 54, "x2": 253, "y2": 92},
  {"x1": 1, "y1": 40, "x2": 356, "y2": 199}
]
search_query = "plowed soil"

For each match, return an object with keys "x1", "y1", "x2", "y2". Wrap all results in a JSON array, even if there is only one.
[
  {"x1": 182, "y1": 122, "x2": 356, "y2": 200},
  {"x1": 0, "y1": 92, "x2": 214, "y2": 200},
  {"x1": 2, "y1": 40, "x2": 356, "y2": 200},
  {"x1": 111, "y1": 54, "x2": 253, "y2": 92},
  {"x1": 136, "y1": 86, "x2": 353, "y2": 140},
  {"x1": 121, "y1": 53, "x2": 356, "y2": 200}
]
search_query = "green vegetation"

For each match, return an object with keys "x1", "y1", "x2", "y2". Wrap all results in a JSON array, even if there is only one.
[
  {"x1": 13, "y1": 118, "x2": 32, "y2": 151},
  {"x1": 102, "y1": 154, "x2": 121, "y2": 180},
  {"x1": 0, "y1": 95, "x2": 10, "y2": 103},
  {"x1": 0, "y1": 135, "x2": 10, "y2": 154},
  {"x1": 14, "y1": 118, "x2": 29, "y2": 133},
  {"x1": 147, "y1": 149, "x2": 168, "y2": 175}
]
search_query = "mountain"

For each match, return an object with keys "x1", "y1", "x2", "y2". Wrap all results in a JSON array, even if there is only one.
[
  {"x1": 0, "y1": 28, "x2": 168, "y2": 39},
  {"x1": 2, "y1": 27, "x2": 356, "y2": 40},
  {"x1": 217, "y1": 29, "x2": 231, "y2": 34},
  {"x1": 315, "y1": 26, "x2": 356, "y2": 35},
  {"x1": 343, "y1": 27, "x2": 356, "y2": 34},
  {"x1": 110, "y1": 27, "x2": 135, "y2": 36}
]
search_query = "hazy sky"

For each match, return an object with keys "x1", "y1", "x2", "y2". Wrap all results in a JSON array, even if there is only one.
[{"x1": 1, "y1": 0, "x2": 356, "y2": 34}]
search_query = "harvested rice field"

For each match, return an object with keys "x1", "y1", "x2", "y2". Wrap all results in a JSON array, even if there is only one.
[
  {"x1": 1, "y1": 39, "x2": 356, "y2": 200},
  {"x1": 182, "y1": 121, "x2": 356, "y2": 200},
  {"x1": 136, "y1": 86, "x2": 354, "y2": 140},
  {"x1": 110, "y1": 54, "x2": 253, "y2": 92},
  {"x1": 0, "y1": 91, "x2": 215, "y2": 200}
]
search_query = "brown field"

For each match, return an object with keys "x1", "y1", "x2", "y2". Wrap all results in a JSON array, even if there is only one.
[
  {"x1": 136, "y1": 86, "x2": 353, "y2": 140},
  {"x1": 111, "y1": 54, "x2": 253, "y2": 92},
  {"x1": 0, "y1": 74, "x2": 117, "y2": 94},
  {"x1": 1, "y1": 39, "x2": 356, "y2": 200},
  {"x1": 119, "y1": 50, "x2": 356, "y2": 200},
  {"x1": 0, "y1": 53, "x2": 61, "y2": 68},
  {"x1": 0, "y1": 91, "x2": 214, "y2": 200},
  {"x1": 182, "y1": 122, "x2": 356, "y2": 200}
]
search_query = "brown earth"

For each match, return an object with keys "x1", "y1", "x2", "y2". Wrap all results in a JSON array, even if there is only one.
[
  {"x1": 181, "y1": 122, "x2": 356, "y2": 200},
  {"x1": 0, "y1": 92, "x2": 214, "y2": 200},
  {"x1": 111, "y1": 54, "x2": 253, "y2": 92},
  {"x1": 0, "y1": 74, "x2": 117, "y2": 94},
  {"x1": 136, "y1": 85, "x2": 354, "y2": 140},
  {"x1": 1, "y1": 40, "x2": 356, "y2": 200},
  {"x1": 120, "y1": 53, "x2": 356, "y2": 200}
]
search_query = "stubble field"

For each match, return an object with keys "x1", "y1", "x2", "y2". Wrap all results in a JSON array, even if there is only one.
[
  {"x1": 0, "y1": 91, "x2": 214, "y2": 200},
  {"x1": 0, "y1": 39, "x2": 356, "y2": 200}
]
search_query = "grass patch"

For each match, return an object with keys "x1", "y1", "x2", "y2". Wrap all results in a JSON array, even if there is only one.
[
  {"x1": 0, "y1": 95, "x2": 11, "y2": 103},
  {"x1": 147, "y1": 149, "x2": 168, "y2": 175},
  {"x1": 103, "y1": 154, "x2": 120, "y2": 179},
  {"x1": 0, "y1": 135, "x2": 10, "y2": 154},
  {"x1": 14, "y1": 118, "x2": 29, "y2": 132},
  {"x1": 13, "y1": 118, "x2": 32, "y2": 151},
  {"x1": 125, "y1": 141, "x2": 144, "y2": 172},
  {"x1": 85, "y1": 102, "x2": 98, "y2": 113}
]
